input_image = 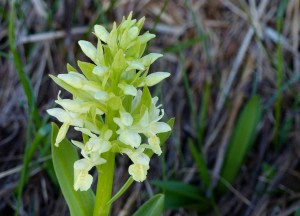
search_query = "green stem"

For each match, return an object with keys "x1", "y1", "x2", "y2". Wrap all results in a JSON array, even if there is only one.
[{"x1": 93, "y1": 152, "x2": 115, "y2": 216}]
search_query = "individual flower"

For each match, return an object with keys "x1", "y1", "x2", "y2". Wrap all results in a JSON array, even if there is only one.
[
  {"x1": 122, "y1": 147, "x2": 150, "y2": 182},
  {"x1": 113, "y1": 111, "x2": 141, "y2": 148},
  {"x1": 47, "y1": 108, "x2": 84, "y2": 146},
  {"x1": 71, "y1": 127, "x2": 112, "y2": 160}
]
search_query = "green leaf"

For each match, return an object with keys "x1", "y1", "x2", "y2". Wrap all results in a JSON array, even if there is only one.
[
  {"x1": 51, "y1": 123, "x2": 95, "y2": 216},
  {"x1": 67, "y1": 63, "x2": 77, "y2": 72},
  {"x1": 133, "y1": 194, "x2": 165, "y2": 216},
  {"x1": 152, "y1": 181, "x2": 209, "y2": 210},
  {"x1": 188, "y1": 139, "x2": 211, "y2": 190},
  {"x1": 50, "y1": 75, "x2": 93, "y2": 100},
  {"x1": 158, "y1": 118, "x2": 175, "y2": 145},
  {"x1": 77, "y1": 60, "x2": 98, "y2": 81},
  {"x1": 111, "y1": 49, "x2": 128, "y2": 74},
  {"x1": 107, "y1": 23, "x2": 118, "y2": 54},
  {"x1": 218, "y1": 96, "x2": 262, "y2": 193}
]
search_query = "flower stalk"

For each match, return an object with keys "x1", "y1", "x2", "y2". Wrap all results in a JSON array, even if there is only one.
[{"x1": 94, "y1": 152, "x2": 115, "y2": 216}]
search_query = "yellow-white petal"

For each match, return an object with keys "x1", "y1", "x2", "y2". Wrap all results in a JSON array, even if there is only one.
[
  {"x1": 93, "y1": 65, "x2": 108, "y2": 77},
  {"x1": 144, "y1": 72, "x2": 170, "y2": 87},
  {"x1": 55, "y1": 99, "x2": 89, "y2": 113},
  {"x1": 74, "y1": 127, "x2": 95, "y2": 138},
  {"x1": 128, "y1": 164, "x2": 149, "y2": 182},
  {"x1": 150, "y1": 122, "x2": 171, "y2": 134},
  {"x1": 120, "y1": 112, "x2": 133, "y2": 126},
  {"x1": 94, "y1": 25, "x2": 109, "y2": 43},
  {"x1": 141, "y1": 53, "x2": 163, "y2": 67},
  {"x1": 104, "y1": 129, "x2": 113, "y2": 140},
  {"x1": 128, "y1": 26, "x2": 139, "y2": 40},
  {"x1": 55, "y1": 122, "x2": 70, "y2": 147},
  {"x1": 126, "y1": 60, "x2": 145, "y2": 71},
  {"x1": 97, "y1": 140, "x2": 111, "y2": 154},
  {"x1": 138, "y1": 32, "x2": 155, "y2": 44},
  {"x1": 85, "y1": 137, "x2": 100, "y2": 152},
  {"x1": 71, "y1": 140, "x2": 84, "y2": 149},
  {"x1": 148, "y1": 136, "x2": 162, "y2": 155},
  {"x1": 139, "y1": 110, "x2": 149, "y2": 128},
  {"x1": 94, "y1": 91, "x2": 108, "y2": 101},
  {"x1": 127, "y1": 151, "x2": 150, "y2": 165},
  {"x1": 73, "y1": 159, "x2": 93, "y2": 191},
  {"x1": 119, "y1": 130, "x2": 141, "y2": 148},
  {"x1": 58, "y1": 72, "x2": 86, "y2": 88},
  {"x1": 47, "y1": 108, "x2": 71, "y2": 123},
  {"x1": 78, "y1": 40, "x2": 97, "y2": 63},
  {"x1": 118, "y1": 84, "x2": 137, "y2": 96}
]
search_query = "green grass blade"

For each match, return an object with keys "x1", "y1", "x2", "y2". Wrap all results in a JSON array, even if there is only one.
[
  {"x1": 8, "y1": 1, "x2": 41, "y2": 127},
  {"x1": 164, "y1": 36, "x2": 206, "y2": 54},
  {"x1": 217, "y1": 96, "x2": 262, "y2": 193},
  {"x1": 51, "y1": 123, "x2": 95, "y2": 216},
  {"x1": 152, "y1": 180, "x2": 210, "y2": 210},
  {"x1": 198, "y1": 81, "x2": 210, "y2": 146},
  {"x1": 9, "y1": 2, "x2": 45, "y2": 214},
  {"x1": 188, "y1": 139, "x2": 211, "y2": 190},
  {"x1": 133, "y1": 194, "x2": 165, "y2": 216},
  {"x1": 179, "y1": 54, "x2": 197, "y2": 130},
  {"x1": 274, "y1": 0, "x2": 289, "y2": 147}
]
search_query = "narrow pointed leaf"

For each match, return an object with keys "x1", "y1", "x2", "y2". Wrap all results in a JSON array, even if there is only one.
[
  {"x1": 133, "y1": 194, "x2": 164, "y2": 216},
  {"x1": 152, "y1": 181, "x2": 209, "y2": 210},
  {"x1": 218, "y1": 96, "x2": 262, "y2": 193}
]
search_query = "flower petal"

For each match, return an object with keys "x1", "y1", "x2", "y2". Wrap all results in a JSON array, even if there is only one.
[
  {"x1": 94, "y1": 91, "x2": 108, "y2": 101},
  {"x1": 73, "y1": 159, "x2": 93, "y2": 191},
  {"x1": 71, "y1": 140, "x2": 85, "y2": 149},
  {"x1": 121, "y1": 112, "x2": 133, "y2": 126},
  {"x1": 118, "y1": 84, "x2": 137, "y2": 96},
  {"x1": 128, "y1": 164, "x2": 149, "y2": 182},
  {"x1": 78, "y1": 40, "x2": 97, "y2": 63},
  {"x1": 138, "y1": 32, "x2": 155, "y2": 44},
  {"x1": 148, "y1": 135, "x2": 162, "y2": 155},
  {"x1": 47, "y1": 108, "x2": 71, "y2": 123},
  {"x1": 141, "y1": 53, "x2": 163, "y2": 67},
  {"x1": 58, "y1": 72, "x2": 86, "y2": 88},
  {"x1": 74, "y1": 127, "x2": 95, "y2": 137},
  {"x1": 55, "y1": 99, "x2": 88, "y2": 113},
  {"x1": 126, "y1": 60, "x2": 145, "y2": 71},
  {"x1": 98, "y1": 140, "x2": 111, "y2": 154},
  {"x1": 139, "y1": 110, "x2": 149, "y2": 128},
  {"x1": 150, "y1": 122, "x2": 171, "y2": 134},
  {"x1": 128, "y1": 26, "x2": 139, "y2": 40},
  {"x1": 119, "y1": 130, "x2": 141, "y2": 148},
  {"x1": 93, "y1": 65, "x2": 108, "y2": 77},
  {"x1": 144, "y1": 72, "x2": 170, "y2": 87},
  {"x1": 55, "y1": 122, "x2": 70, "y2": 147},
  {"x1": 94, "y1": 25, "x2": 109, "y2": 43},
  {"x1": 128, "y1": 151, "x2": 150, "y2": 165}
]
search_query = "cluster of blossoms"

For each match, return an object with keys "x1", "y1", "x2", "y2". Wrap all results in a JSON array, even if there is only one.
[{"x1": 47, "y1": 13, "x2": 171, "y2": 191}]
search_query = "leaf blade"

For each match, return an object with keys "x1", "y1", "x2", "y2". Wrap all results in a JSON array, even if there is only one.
[
  {"x1": 218, "y1": 96, "x2": 262, "y2": 193},
  {"x1": 133, "y1": 194, "x2": 165, "y2": 216},
  {"x1": 51, "y1": 123, "x2": 95, "y2": 216}
]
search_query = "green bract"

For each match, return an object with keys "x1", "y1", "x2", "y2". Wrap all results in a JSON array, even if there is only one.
[{"x1": 47, "y1": 13, "x2": 171, "y2": 191}]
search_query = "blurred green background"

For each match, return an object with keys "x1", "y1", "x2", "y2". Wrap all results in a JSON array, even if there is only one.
[{"x1": 1, "y1": 0, "x2": 300, "y2": 215}]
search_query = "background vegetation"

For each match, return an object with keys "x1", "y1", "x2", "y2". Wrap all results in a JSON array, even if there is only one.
[{"x1": 1, "y1": 0, "x2": 300, "y2": 215}]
